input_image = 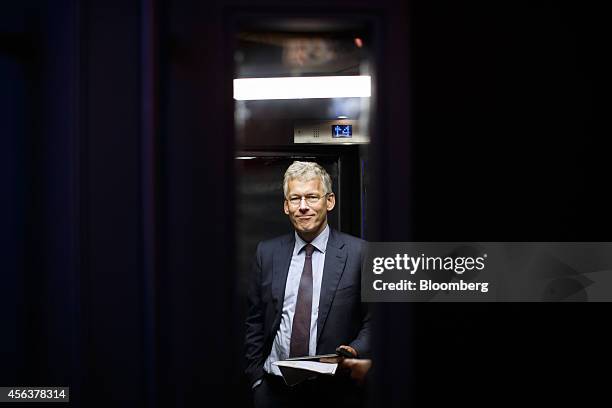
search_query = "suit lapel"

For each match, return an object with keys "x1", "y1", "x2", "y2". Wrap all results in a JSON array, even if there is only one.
[
  {"x1": 272, "y1": 234, "x2": 295, "y2": 318},
  {"x1": 317, "y1": 228, "x2": 347, "y2": 343}
]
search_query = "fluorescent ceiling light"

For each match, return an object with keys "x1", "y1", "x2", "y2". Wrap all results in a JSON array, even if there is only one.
[{"x1": 233, "y1": 75, "x2": 371, "y2": 100}]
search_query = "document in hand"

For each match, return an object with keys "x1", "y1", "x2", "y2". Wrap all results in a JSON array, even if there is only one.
[{"x1": 273, "y1": 359, "x2": 338, "y2": 387}]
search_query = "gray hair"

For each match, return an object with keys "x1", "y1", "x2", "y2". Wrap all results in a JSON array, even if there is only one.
[{"x1": 283, "y1": 161, "x2": 333, "y2": 197}]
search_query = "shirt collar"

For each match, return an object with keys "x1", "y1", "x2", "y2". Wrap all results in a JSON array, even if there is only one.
[{"x1": 294, "y1": 224, "x2": 330, "y2": 255}]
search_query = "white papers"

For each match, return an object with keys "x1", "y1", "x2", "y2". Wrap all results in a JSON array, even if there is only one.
[
  {"x1": 272, "y1": 361, "x2": 338, "y2": 386},
  {"x1": 274, "y1": 361, "x2": 338, "y2": 374}
]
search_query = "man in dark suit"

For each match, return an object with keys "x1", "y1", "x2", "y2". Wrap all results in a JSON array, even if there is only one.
[{"x1": 245, "y1": 161, "x2": 371, "y2": 408}]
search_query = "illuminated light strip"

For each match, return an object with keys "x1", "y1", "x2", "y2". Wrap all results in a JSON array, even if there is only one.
[{"x1": 233, "y1": 75, "x2": 371, "y2": 100}]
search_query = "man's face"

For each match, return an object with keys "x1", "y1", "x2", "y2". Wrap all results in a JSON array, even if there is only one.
[{"x1": 284, "y1": 177, "x2": 335, "y2": 241}]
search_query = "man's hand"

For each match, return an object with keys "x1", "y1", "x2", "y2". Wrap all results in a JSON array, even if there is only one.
[
  {"x1": 318, "y1": 355, "x2": 372, "y2": 385},
  {"x1": 318, "y1": 345, "x2": 357, "y2": 364},
  {"x1": 317, "y1": 345, "x2": 371, "y2": 385},
  {"x1": 337, "y1": 345, "x2": 357, "y2": 357}
]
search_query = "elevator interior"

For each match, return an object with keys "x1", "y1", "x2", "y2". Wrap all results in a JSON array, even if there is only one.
[{"x1": 233, "y1": 17, "x2": 376, "y2": 289}]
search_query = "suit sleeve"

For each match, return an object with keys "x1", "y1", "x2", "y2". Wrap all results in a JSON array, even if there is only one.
[
  {"x1": 244, "y1": 242, "x2": 266, "y2": 386},
  {"x1": 349, "y1": 306, "x2": 371, "y2": 358},
  {"x1": 349, "y1": 240, "x2": 372, "y2": 358}
]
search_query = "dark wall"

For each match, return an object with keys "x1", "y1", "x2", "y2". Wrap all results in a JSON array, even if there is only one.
[
  {"x1": 407, "y1": 2, "x2": 609, "y2": 406},
  {"x1": 1, "y1": 0, "x2": 609, "y2": 407},
  {"x1": 1, "y1": 0, "x2": 81, "y2": 396}
]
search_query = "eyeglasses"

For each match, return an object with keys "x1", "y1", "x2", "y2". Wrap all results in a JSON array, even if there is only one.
[{"x1": 286, "y1": 193, "x2": 330, "y2": 207}]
